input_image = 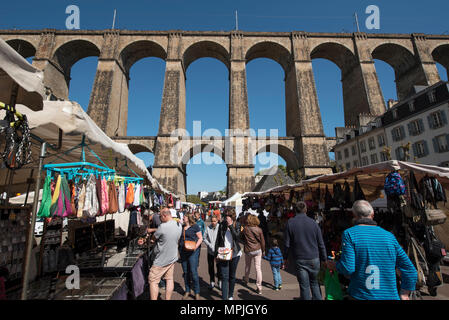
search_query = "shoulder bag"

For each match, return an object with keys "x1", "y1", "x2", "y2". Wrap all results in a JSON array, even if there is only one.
[{"x1": 183, "y1": 228, "x2": 196, "y2": 251}]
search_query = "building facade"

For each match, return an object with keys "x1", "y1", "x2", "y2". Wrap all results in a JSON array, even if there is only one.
[{"x1": 333, "y1": 81, "x2": 449, "y2": 170}]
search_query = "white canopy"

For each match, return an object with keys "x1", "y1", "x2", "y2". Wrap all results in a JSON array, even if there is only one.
[
  {"x1": 0, "y1": 100, "x2": 178, "y2": 197},
  {"x1": 0, "y1": 37, "x2": 45, "y2": 110},
  {"x1": 223, "y1": 192, "x2": 243, "y2": 206}
]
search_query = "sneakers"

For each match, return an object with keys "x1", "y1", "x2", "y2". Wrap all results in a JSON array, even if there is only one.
[
  {"x1": 228, "y1": 297, "x2": 233, "y2": 300},
  {"x1": 278, "y1": 284, "x2": 282, "y2": 290},
  {"x1": 209, "y1": 282, "x2": 215, "y2": 290},
  {"x1": 275, "y1": 287, "x2": 280, "y2": 291},
  {"x1": 257, "y1": 289, "x2": 262, "y2": 295}
]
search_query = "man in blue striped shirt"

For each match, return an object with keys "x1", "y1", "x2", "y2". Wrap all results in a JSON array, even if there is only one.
[{"x1": 329, "y1": 200, "x2": 417, "y2": 300}]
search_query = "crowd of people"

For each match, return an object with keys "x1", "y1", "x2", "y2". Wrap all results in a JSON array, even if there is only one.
[{"x1": 138, "y1": 199, "x2": 418, "y2": 301}]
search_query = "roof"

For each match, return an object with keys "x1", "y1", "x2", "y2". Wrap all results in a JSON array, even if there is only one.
[{"x1": 253, "y1": 167, "x2": 296, "y2": 192}]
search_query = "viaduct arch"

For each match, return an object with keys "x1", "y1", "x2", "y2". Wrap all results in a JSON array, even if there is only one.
[{"x1": 2, "y1": 29, "x2": 448, "y2": 198}]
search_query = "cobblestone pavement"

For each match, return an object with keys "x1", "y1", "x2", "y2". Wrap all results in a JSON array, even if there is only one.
[{"x1": 155, "y1": 243, "x2": 449, "y2": 301}]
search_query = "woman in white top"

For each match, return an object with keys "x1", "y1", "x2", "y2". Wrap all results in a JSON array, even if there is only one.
[{"x1": 214, "y1": 208, "x2": 242, "y2": 300}]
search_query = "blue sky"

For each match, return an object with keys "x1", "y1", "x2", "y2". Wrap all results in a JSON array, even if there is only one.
[{"x1": 3, "y1": 0, "x2": 449, "y2": 194}]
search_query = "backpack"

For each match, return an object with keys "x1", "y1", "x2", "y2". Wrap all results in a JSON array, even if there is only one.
[{"x1": 384, "y1": 171, "x2": 406, "y2": 196}]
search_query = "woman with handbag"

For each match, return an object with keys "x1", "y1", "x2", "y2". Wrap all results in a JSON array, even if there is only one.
[
  {"x1": 214, "y1": 208, "x2": 243, "y2": 300},
  {"x1": 179, "y1": 212, "x2": 203, "y2": 300},
  {"x1": 241, "y1": 214, "x2": 266, "y2": 294}
]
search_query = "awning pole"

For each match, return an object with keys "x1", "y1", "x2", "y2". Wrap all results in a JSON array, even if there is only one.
[{"x1": 21, "y1": 142, "x2": 46, "y2": 300}]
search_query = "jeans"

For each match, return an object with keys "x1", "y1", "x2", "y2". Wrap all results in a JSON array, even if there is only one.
[
  {"x1": 271, "y1": 265, "x2": 282, "y2": 288},
  {"x1": 207, "y1": 253, "x2": 221, "y2": 283},
  {"x1": 218, "y1": 255, "x2": 240, "y2": 300},
  {"x1": 180, "y1": 249, "x2": 200, "y2": 294},
  {"x1": 244, "y1": 250, "x2": 263, "y2": 291},
  {"x1": 295, "y1": 258, "x2": 322, "y2": 300}
]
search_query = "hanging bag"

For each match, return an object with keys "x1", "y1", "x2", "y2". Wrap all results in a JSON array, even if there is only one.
[
  {"x1": 183, "y1": 228, "x2": 196, "y2": 252},
  {"x1": 108, "y1": 181, "x2": 119, "y2": 214},
  {"x1": 324, "y1": 269, "x2": 343, "y2": 300},
  {"x1": 37, "y1": 176, "x2": 52, "y2": 218},
  {"x1": 217, "y1": 247, "x2": 233, "y2": 261}
]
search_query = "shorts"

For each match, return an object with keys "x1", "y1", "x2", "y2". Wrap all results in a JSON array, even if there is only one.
[{"x1": 149, "y1": 263, "x2": 175, "y2": 284}]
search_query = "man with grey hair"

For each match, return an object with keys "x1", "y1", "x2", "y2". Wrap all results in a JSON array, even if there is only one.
[
  {"x1": 148, "y1": 207, "x2": 182, "y2": 300},
  {"x1": 328, "y1": 200, "x2": 417, "y2": 300},
  {"x1": 283, "y1": 201, "x2": 327, "y2": 300}
]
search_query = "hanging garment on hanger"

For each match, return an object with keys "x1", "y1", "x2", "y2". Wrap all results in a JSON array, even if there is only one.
[
  {"x1": 343, "y1": 181, "x2": 352, "y2": 208},
  {"x1": 37, "y1": 175, "x2": 52, "y2": 218},
  {"x1": 133, "y1": 183, "x2": 140, "y2": 206},
  {"x1": 101, "y1": 176, "x2": 109, "y2": 215},
  {"x1": 96, "y1": 175, "x2": 103, "y2": 216},
  {"x1": 49, "y1": 175, "x2": 62, "y2": 217},
  {"x1": 83, "y1": 174, "x2": 99, "y2": 218},
  {"x1": 108, "y1": 180, "x2": 119, "y2": 214},
  {"x1": 70, "y1": 181, "x2": 76, "y2": 214},
  {"x1": 353, "y1": 176, "x2": 366, "y2": 201},
  {"x1": 59, "y1": 174, "x2": 73, "y2": 217},
  {"x1": 140, "y1": 186, "x2": 144, "y2": 205},
  {"x1": 126, "y1": 183, "x2": 135, "y2": 208},
  {"x1": 118, "y1": 182, "x2": 125, "y2": 213},
  {"x1": 77, "y1": 183, "x2": 86, "y2": 218}
]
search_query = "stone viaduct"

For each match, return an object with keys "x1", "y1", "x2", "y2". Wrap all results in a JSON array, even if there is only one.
[{"x1": 2, "y1": 29, "x2": 449, "y2": 198}]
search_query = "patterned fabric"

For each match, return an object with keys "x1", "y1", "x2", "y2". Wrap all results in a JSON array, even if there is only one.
[
  {"x1": 83, "y1": 174, "x2": 99, "y2": 218},
  {"x1": 384, "y1": 171, "x2": 406, "y2": 196},
  {"x1": 118, "y1": 182, "x2": 125, "y2": 213},
  {"x1": 100, "y1": 177, "x2": 109, "y2": 215}
]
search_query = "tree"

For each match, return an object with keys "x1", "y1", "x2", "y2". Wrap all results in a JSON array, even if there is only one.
[{"x1": 186, "y1": 195, "x2": 207, "y2": 206}]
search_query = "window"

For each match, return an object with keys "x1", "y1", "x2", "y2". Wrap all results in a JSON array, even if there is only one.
[
  {"x1": 407, "y1": 119, "x2": 424, "y2": 136},
  {"x1": 408, "y1": 100, "x2": 415, "y2": 112},
  {"x1": 428, "y1": 110, "x2": 447, "y2": 129},
  {"x1": 395, "y1": 147, "x2": 406, "y2": 161},
  {"x1": 433, "y1": 134, "x2": 449, "y2": 153},
  {"x1": 428, "y1": 90, "x2": 436, "y2": 103},
  {"x1": 360, "y1": 141, "x2": 367, "y2": 153},
  {"x1": 346, "y1": 162, "x2": 351, "y2": 170},
  {"x1": 344, "y1": 148, "x2": 349, "y2": 158},
  {"x1": 361, "y1": 156, "x2": 369, "y2": 166},
  {"x1": 377, "y1": 134, "x2": 386, "y2": 147},
  {"x1": 370, "y1": 153, "x2": 378, "y2": 164},
  {"x1": 412, "y1": 141, "x2": 429, "y2": 158},
  {"x1": 368, "y1": 137, "x2": 376, "y2": 150},
  {"x1": 380, "y1": 152, "x2": 389, "y2": 162},
  {"x1": 353, "y1": 160, "x2": 359, "y2": 167},
  {"x1": 351, "y1": 145, "x2": 356, "y2": 156},
  {"x1": 337, "y1": 151, "x2": 342, "y2": 160},
  {"x1": 391, "y1": 126, "x2": 405, "y2": 142},
  {"x1": 392, "y1": 109, "x2": 398, "y2": 119}
]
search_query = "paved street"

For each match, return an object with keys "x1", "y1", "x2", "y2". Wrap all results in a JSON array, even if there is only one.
[{"x1": 157, "y1": 235, "x2": 449, "y2": 301}]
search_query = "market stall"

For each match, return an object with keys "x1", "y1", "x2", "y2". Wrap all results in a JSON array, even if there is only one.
[
  {"x1": 241, "y1": 160, "x2": 449, "y2": 298},
  {"x1": 0, "y1": 38, "x2": 180, "y2": 300}
]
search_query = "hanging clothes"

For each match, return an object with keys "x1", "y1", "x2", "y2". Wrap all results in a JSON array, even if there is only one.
[
  {"x1": 343, "y1": 181, "x2": 352, "y2": 208},
  {"x1": 77, "y1": 183, "x2": 86, "y2": 218},
  {"x1": 126, "y1": 183, "x2": 135, "y2": 208},
  {"x1": 70, "y1": 182, "x2": 76, "y2": 215},
  {"x1": 83, "y1": 174, "x2": 99, "y2": 218},
  {"x1": 49, "y1": 174, "x2": 62, "y2": 217},
  {"x1": 101, "y1": 177, "x2": 109, "y2": 215},
  {"x1": 133, "y1": 183, "x2": 140, "y2": 206},
  {"x1": 59, "y1": 174, "x2": 73, "y2": 217},
  {"x1": 108, "y1": 180, "x2": 119, "y2": 214},
  {"x1": 353, "y1": 175, "x2": 366, "y2": 201},
  {"x1": 96, "y1": 175, "x2": 103, "y2": 216},
  {"x1": 118, "y1": 182, "x2": 125, "y2": 213},
  {"x1": 37, "y1": 175, "x2": 52, "y2": 218}
]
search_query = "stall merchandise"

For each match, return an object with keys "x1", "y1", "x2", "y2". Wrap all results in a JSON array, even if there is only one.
[
  {"x1": 0, "y1": 206, "x2": 31, "y2": 297},
  {"x1": 241, "y1": 160, "x2": 449, "y2": 298}
]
